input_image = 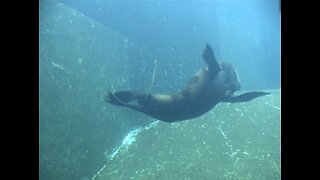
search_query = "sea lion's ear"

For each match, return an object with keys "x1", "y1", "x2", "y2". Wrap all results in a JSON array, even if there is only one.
[{"x1": 223, "y1": 91, "x2": 270, "y2": 103}]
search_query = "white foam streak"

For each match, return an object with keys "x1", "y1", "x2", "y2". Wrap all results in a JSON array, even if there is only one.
[{"x1": 92, "y1": 120, "x2": 159, "y2": 180}]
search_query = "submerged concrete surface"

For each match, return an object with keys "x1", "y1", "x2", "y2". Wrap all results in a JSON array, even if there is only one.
[
  {"x1": 94, "y1": 91, "x2": 280, "y2": 180},
  {"x1": 40, "y1": 1, "x2": 153, "y2": 180}
]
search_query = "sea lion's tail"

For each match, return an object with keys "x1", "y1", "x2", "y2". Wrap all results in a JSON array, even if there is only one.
[{"x1": 104, "y1": 90, "x2": 143, "y2": 109}]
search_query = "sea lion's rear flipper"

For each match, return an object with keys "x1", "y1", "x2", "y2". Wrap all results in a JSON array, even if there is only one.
[
  {"x1": 104, "y1": 90, "x2": 143, "y2": 109},
  {"x1": 202, "y1": 43, "x2": 221, "y2": 76},
  {"x1": 224, "y1": 91, "x2": 270, "y2": 103}
]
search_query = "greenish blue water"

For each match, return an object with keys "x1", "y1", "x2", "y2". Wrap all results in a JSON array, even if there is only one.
[{"x1": 40, "y1": 0, "x2": 280, "y2": 179}]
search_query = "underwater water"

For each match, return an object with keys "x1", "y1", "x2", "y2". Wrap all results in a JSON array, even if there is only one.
[{"x1": 39, "y1": 0, "x2": 280, "y2": 180}]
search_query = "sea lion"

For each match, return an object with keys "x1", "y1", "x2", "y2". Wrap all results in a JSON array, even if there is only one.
[{"x1": 104, "y1": 44, "x2": 269, "y2": 122}]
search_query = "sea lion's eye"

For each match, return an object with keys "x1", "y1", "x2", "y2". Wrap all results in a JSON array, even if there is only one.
[
  {"x1": 225, "y1": 76, "x2": 231, "y2": 83},
  {"x1": 188, "y1": 76, "x2": 199, "y2": 85},
  {"x1": 230, "y1": 84, "x2": 236, "y2": 90}
]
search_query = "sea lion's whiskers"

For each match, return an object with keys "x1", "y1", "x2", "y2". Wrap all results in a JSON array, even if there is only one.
[{"x1": 147, "y1": 59, "x2": 157, "y2": 94}]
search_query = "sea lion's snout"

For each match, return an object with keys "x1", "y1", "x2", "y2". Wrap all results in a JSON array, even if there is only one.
[
  {"x1": 219, "y1": 62, "x2": 241, "y2": 93},
  {"x1": 231, "y1": 71, "x2": 241, "y2": 92}
]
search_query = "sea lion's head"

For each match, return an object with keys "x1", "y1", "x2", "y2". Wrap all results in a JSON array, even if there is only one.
[{"x1": 218, "y1": 62, "x2": 241, "y2": 98}]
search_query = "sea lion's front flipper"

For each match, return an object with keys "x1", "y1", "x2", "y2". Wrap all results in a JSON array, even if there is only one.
[
  {"x1": 223, "y1": 91, "x2": 270, "y2": 103},
  {"x1": 104, "y1": 90, "x2": 143, "y2": 109},
  {"x1": 202, "y1": 43, "x2": 221, "y2": 76}
]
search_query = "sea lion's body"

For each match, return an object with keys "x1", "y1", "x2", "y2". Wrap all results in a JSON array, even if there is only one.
[
  {"x1": 136, "y1": 62, "x2": 240, "y2": 121},
  {"x1": 104, "y1": 44, "x2": 269, "y2": 122}
]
